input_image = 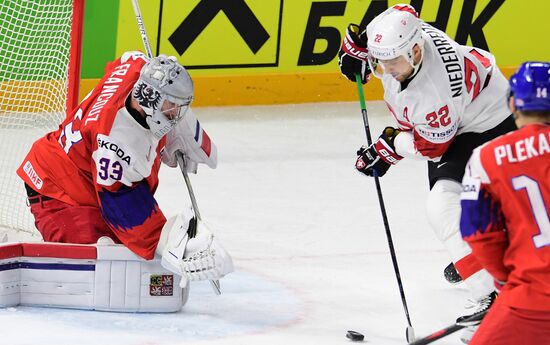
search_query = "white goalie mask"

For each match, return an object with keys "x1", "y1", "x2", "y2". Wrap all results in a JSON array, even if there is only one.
[
  {"x1": 133, "y1": 55, "x2": 194, "y2": 139},
  {"x1": 366, "y1": 8, "x2": 424, "y2": 79}
]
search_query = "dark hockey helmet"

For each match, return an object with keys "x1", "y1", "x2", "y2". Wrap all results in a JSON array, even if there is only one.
[{"x1": 509, "y1": 61, "x2": 550, "y2": 112}]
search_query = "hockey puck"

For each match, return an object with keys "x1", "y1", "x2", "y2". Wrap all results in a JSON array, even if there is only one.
[{"x1": 346, "y1": 330, "x2": 365, "y2": 342}]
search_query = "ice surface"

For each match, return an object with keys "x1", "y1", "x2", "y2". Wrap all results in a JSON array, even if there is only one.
[{"x1": 0, "y1": 101, "x2": 474, "y2": 344}]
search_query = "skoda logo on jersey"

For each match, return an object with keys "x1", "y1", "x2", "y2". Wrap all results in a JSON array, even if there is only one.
[
  {"x1": 97, "y1": 138, "x2": 132, "y2": 164},
  {"x1": 134, "y1": 82, "x2": 161, "y2": 110},
  {"x1": 463, "y1": 184, "x2": 477, "y2": 193}
]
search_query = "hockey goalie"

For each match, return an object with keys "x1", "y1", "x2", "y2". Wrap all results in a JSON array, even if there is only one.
[{"x1": 0, "y1": 51, "x2": 233, "y2": 312}]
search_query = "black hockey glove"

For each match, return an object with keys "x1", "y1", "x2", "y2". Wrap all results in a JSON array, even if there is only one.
[
  {"x1": 355, "y1": 127, "x2": 403, "y2": 177},
  {"x1": 338, "y1": 24, "x2": 371, "y2": 84}
]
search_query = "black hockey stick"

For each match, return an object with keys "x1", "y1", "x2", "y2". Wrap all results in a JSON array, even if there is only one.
[
  {"x1": 409, "y1": 310, "x2": 488, "y2": 345},
  {"x1": 131, "y1": 0, "x2": 221, "y2": 295},
  {"x1": 352, "y1": 74, "x2": 415, "y2": 342}
]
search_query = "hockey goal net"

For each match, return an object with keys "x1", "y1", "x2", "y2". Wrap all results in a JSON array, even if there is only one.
[{"x1": 0, "y1": 0, "x2": 83, "y2": 240}]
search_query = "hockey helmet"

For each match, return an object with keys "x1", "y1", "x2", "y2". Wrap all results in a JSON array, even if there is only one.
[
  {"x1": 133, "y1": 55, "x2": 194, "y2": 138},
  {"x1": 367, "y1": 5, "x2": 424, "y2": 78},
  {"x1": 509, "y1": 61, "x2": 550, "y2": 112}
]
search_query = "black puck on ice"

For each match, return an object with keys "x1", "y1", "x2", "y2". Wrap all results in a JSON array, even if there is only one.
[{"x1": 346, "y1": 330, "x2": 365, "y2": 342}]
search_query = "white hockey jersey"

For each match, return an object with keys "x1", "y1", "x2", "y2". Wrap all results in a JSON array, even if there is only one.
[{"x1": 373, "y1": 22, "x2": 510, "y2": 160}]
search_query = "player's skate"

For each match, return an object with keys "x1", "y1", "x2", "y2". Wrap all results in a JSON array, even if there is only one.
[{"x1": 456, "y1": 291, "x2": 497, "y2": 343}]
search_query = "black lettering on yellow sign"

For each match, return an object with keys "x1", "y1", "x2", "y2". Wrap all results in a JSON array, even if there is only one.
[
  {"x1": 357, "y1": 0, "x2": 387, "y2": 30},
  {"x1": 455, "y1": 0, "x2": 505, "y2": 50},
  {"x1": 169, "y1": 0, "x2": 270, "y2": 56},
  {"x1": 298, "y1": 1, "x2": 346, "y2": 66},
  {"x1": 300, "y1": 0, "x2": 504, "y2": 67},
  {"x1": 408, "y1": 0, "x2": 453, "y2": 31}
]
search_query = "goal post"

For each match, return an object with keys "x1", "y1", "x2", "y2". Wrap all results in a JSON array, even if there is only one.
[{"x1": 0, "y1": 0, "x2": 84, "y2": 239}]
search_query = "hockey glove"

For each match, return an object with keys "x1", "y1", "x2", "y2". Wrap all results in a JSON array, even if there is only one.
[
  {"x1": 355, "y1": 127, "x2": 403, "y2": 177},
  {"x1": 157, "y1": 209, "x2": 234, "y2": 288},
  {"x1": 338, "y1": 24, "x2": 371, "y2": 84},
  {"x1": 161, "y1": 107, "x2": 217, "y2": 173}
]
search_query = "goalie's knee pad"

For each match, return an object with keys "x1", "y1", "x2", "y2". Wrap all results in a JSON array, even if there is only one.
[{"x1": 426, "y1": 179, "x2": 462, "y2": 243}]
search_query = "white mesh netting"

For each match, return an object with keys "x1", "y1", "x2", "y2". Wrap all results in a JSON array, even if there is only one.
[{"x1": 0, "y1": 0, "x2": 75, "y2": 238}]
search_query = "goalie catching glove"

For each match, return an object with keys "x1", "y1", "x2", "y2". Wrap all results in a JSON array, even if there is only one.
[
  {"x1": 338, "y1": 24, "x2": 371, "y2": 84},
  {"x1": 355, "y1": 127, "x2": 402, "y2": 177},
  {"x1": 161, "y1": 107, "x2": 218, "y2": 173},
  {"x1": 156, "y1": 208, "x2": 233, "y2": 287}
]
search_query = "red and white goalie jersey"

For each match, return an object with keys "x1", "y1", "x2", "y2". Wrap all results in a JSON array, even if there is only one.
[
  {"x1": 371, "y1": 19, "x2": 510, "y2": 160},
  {"x1": 17, "y1": 51, "x2": 166, "y2": 259},
  {"x1": 460, "y1": 124, "x2": 550, "y2": 311}
]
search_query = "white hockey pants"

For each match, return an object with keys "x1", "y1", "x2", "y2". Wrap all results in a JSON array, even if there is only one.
[{"x1": 426, "y1": 179, "x2": 494, "y2": 300}]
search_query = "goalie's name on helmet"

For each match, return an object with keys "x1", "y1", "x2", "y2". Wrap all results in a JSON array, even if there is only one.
[{"x1": 97, "y1": 137, "x2": 132, "y2": 164}]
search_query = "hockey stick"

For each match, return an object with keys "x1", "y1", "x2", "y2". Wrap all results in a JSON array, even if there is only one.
[
  {"x1": 353, "y1": 74, "x2": 415, "y2": 342},
  {"x1": 130, "y1": 0, "x2": 221, "y2": 295},
  {"x1": 409, "y1": 310, "x2": 488, "y2": 345},
  {"x1": 130, "y1": 0, "x2": 153, "y2": 58},
  {"x1": 176, "y1": 152, "x2": 221, "y2": 295}
]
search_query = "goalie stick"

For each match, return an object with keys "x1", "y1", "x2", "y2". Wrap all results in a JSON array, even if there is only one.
[
  {"x1": 408, "y1": 310, "x2": 488, "y2": 345},
  {"x1": 130, "y1": 0, "x2": 221, "y2": 295}
]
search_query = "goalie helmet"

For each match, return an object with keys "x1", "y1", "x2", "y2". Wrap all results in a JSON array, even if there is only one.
[
  {"x1": 133, "y1": 55, "x2": 194, "y2": 139},
  {"x1": 509, "y1": 61, "x2": 550, "y2": 111},
  {"x1": 367, "y1": 5, "x2": 424, "y2": 78}
]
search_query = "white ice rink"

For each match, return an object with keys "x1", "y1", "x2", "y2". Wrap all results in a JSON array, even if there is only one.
[{"x1": 0, "y1": 101, "x2": 476, "y2": 345}]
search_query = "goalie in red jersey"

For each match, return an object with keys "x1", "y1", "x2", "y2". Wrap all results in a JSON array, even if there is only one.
[
  {"x1": 17, "y1": 51, "x2": 233, "y2": 286},
  {"x1": 460, "y1": 61, "x2": 550, "y2": 345}
]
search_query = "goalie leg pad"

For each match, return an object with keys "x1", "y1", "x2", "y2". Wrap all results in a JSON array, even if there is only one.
[{"x1": 0, "y1": 242, "x2": 188, "y2": 312}]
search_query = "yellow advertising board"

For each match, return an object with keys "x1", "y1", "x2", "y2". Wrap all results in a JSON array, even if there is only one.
[{"x1": 108, "y1": 0, "x2": 550, "y2": 106}]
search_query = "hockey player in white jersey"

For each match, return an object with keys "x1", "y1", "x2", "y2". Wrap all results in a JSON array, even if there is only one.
[{"x1": 338, "y1": 4, "x2": 516, "y2": 342}]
